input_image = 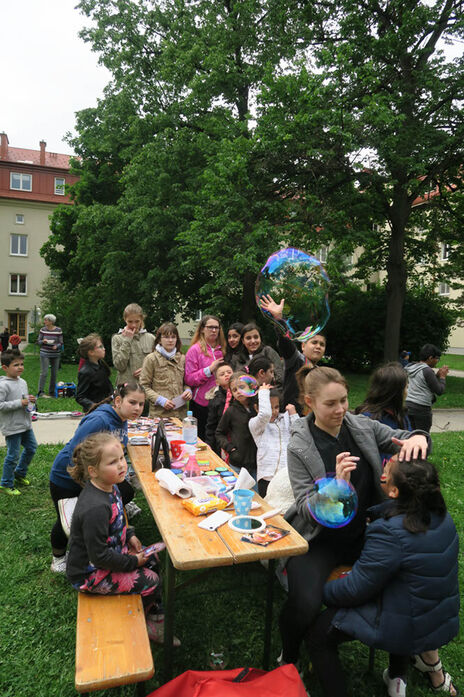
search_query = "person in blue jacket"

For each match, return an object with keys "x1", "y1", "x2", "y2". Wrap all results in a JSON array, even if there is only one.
[
  {"x1": 306, "y1": 457, "x2": 459, "y2": 697},
  {"x1": 49, "y1": 381, "x2": 145, "y2": 573}
]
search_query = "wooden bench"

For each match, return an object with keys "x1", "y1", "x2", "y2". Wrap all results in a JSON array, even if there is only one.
[{"x1": 75, "y1": 593, "x2": 154, "y2": 694}]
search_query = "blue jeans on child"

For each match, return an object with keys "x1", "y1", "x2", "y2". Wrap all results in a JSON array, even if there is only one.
[{"x1": 1, "y1": 429, "x2": 38, "y2": 488}]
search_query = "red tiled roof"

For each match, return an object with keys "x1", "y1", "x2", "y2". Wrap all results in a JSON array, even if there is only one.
[{"x1": 4, "y1": 146, "x2": 71, "y2": 170}]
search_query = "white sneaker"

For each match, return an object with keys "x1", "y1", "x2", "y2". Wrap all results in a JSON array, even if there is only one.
[
  {"x1": 50, "y1": 554, "x2": 67, "y2": 573},
  {"x1": 125, "y1": 501, "x2": 142, "y2": 519},
  {"x1": 383, "y1": 668, "x2": 407, "y2": 697}
]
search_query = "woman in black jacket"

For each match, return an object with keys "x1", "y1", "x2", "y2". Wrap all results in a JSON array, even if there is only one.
[{"x1": 307, "y1": 457, "x2": 459, "y2": 697}]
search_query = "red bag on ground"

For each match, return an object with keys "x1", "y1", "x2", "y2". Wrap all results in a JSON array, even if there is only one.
[{"x1": 147, "y1": 665, "x2": 307, "y2": 697}]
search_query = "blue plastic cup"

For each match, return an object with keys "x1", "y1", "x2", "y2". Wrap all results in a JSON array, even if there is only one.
[{"x1": 233, "y1": 489, "x2": 254, "y2": 517}]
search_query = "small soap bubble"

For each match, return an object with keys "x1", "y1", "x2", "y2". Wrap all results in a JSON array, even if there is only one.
[
  {"x1": 237, "y1": 375, "x2": 258, "y2": 397},
  {"x1": 306, "y1": 476, "x2": 357, "y2": 529},
  {"x1": 256, "y1": 247, "x2": 330, "y2": 341}
]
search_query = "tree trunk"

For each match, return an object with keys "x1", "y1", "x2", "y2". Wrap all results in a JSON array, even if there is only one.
[
  {"x1": 383, "y1": 205, "x2": 409, "y2": 361},
  {"x1": 240, "y1": 271, "x2": 257, "y2": 323}
]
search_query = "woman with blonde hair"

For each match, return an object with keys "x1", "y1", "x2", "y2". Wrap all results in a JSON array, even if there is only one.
[
  {"x1": 184, "y1": 315, "x2": 225, "y2": 439},
  {"x1": 111, "y1": 303, "x2": 155, "y2": 384}
]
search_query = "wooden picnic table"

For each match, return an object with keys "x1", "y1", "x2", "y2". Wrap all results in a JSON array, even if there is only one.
[{"x1": 128, "y1": 424, "x2": 308, "y2": 680}]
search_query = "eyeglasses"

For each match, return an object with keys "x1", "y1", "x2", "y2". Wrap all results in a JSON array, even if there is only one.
[{"x1": 205, "y1": 325, "x2": 220, "y2": 331}]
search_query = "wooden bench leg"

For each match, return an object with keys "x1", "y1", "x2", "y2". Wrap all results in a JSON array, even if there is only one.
[
  {"x1": 164, "y1": 554, "x2": 176, "y2": 682},
  {"x1": 263, "y1": 559, "x2": 276, "y2": 670}
]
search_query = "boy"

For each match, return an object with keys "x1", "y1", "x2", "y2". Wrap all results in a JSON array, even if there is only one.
[
  {"x1": 249, "y1": 384, "x2": 298, "y2": 497},
  {"x1": 405, "y1": 344, "x2": 449, "y2": 432},
  {"x1": 205, "y1": 362, "x2": 233, "y2": 454},
  {"x1": 248, "y1": 355, "x2": 275, "y2": 386},
  {"x1": 0, "y1": 349, "x2": 38, "y2": 495}
]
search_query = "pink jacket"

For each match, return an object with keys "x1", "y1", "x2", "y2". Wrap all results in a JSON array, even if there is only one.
[{"x1": 184, "y1": 342, "x2": 224, "y2": 407}]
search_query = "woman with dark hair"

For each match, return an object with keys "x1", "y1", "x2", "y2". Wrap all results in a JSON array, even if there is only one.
[
  {"x1": 224, "y1": 322, "x2": 244, "y2": 363},
  {"x1": 231, "y1": 322, "x2": 283, "y2": 387},
  {"x1": 356, "y1": 362, "x2": 410, "y2": 431},
  {"x1": 140, "y1": 322, "x2": 191, "y2": 419},
  {"x1": 184, "y1": 315, "x2": 226, "y2": 439},
  {"x1": 307, "y1": 457, "x2": 459, "y2": 697}
]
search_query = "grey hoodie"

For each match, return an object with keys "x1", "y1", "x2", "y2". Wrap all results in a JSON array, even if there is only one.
[
  {"x1": 405, "y1": 362, "x2": 445, "y2": 408},
  {"x1": 285, "y1": 412, "x2": 429, "y2": 543},
  {"x1": 0, "y1": 376, "x2": 33, "y2": 436}
]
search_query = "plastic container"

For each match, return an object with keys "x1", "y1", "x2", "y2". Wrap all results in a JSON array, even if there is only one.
[
  {"x1": 182, "y1": 411, "x2": 198, "y2": 445},
  {"x1": 184, "y1": 455, "x2": 201, "y2": 478}
]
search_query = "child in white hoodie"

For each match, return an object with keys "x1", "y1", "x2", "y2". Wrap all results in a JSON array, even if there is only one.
[{"x1": 249, "y1": 385, "x2": 298, "y2": 497}]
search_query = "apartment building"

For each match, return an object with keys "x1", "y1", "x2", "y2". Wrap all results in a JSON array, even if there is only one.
[{"x1": 0, "y1": 132, "x2": 78, "y2": 339}]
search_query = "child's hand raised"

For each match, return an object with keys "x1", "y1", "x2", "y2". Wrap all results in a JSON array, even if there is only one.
[
  {"x1": 259, "y1": 383, "x2": 271, "y2": 391},
  {"x1": 259, "y1": 294, "x2": 284, "y2": 320},
  {"x1": 286, "y1": 404, "x2": 297, "y2": 415},
  {"x1": 121, "y1": 326, "x2": 136, "y2": 339}
]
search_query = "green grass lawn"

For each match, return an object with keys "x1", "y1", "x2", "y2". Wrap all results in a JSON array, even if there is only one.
[
  {"x1": 0, "y1": 432, "x2": 463, "y2": 697},
  {"x1": 442, "y1": 354, "x2": 464, "y2": 371}
]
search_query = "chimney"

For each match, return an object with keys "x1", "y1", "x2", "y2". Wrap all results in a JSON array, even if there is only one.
[
  {"x1": 0, "y1": 132, "x2": 8, "y2": 160},
  {"x1": 39, "y1": 140, "x2": 46, "y2": 165}
]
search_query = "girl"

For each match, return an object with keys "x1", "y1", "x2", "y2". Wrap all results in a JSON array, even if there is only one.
[
  {"x1": 184, "y1": 315, "x2": 226, "y2": 440},
  {"x1": 139, "y1": 322, "x2": 192, "y2": 419},
  {"x1": 231, "y1": 323, "x2": 284, "y2": 388},
  {"x1": 259, "y1": 294, "x2": 326, "y2": 413},
  {"x1": 76, "y1": 334, "x2": 113, "y2": 412},
  {"x1": 215, "y1": 371, "x2": 258, "y2": 478},
  {"x1": 112, "y1": 303, "x2": 156, "y2": 384},
  {"x1": 66, "y1": 433, "x2": 170, "y2": 644},
  {"x1": 49, "y1": 381, "x2": 145, "y2": 573},
  {"x1": 307, "y1": 458, "x2": 459, "y2": 697},
  {"x1": 249, "y1": 384, "x2": 298, "y2": 497},
  {"x1": 225, "y1": 322, "x2": 244, "y2": 363},
  {"x1": 279, "y1": 367, "x2": 429, "y2": 666}
]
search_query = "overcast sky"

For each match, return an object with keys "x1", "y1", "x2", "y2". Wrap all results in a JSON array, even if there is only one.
[
  {"x1": 2, "y1": 0, "x2": 110, "y2": 155},
  {"x1": 2, "y1": 1, "x2": 463, "y2": 157}
]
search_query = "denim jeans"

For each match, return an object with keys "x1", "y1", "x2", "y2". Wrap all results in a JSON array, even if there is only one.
[
  {"x1": 1, "y1": 429, "x2": 38, "y2": 488},
  {"x1": 38, "y1": 354, "x2": 60, "y2": 396}
]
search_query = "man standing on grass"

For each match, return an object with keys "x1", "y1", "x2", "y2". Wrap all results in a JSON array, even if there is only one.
[{"x1": 405, "y1": 344, "x2": 449, "y2": 433}]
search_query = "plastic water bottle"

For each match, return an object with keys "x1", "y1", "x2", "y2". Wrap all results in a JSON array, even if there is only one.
[{"x1": 182, "y1": 411, "x2": 198, "y2": 446}]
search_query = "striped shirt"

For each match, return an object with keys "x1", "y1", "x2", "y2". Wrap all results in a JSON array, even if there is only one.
[{"x1": 38, "y1": 326, "x2": 63, "y2": 356}]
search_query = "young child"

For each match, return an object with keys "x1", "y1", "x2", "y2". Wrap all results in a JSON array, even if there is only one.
[
  {"x1": 76, "y1": 334, "x2": 113, "y2": 412},
  {"x1": 307, "y1": 457, "x2": 459, "y2": 697},
  {"x1": 205, "y1": 362, "x2": 233, "y2": 454},
  {"x1": 249, "y1": 384, "x2": 298, "y2": 497},
  {"x1": 215, "y1": 371, "x2": 257, "y2": 478},
  {"x1": 49, "y1": 381, "x2": 145, "y2": 572},
  {"x1": 248, "y1": 355, "x2": 275, "y2": 386},
  {"x1": 66, "y1": 432, "x2": 176, "y2": 644},
  {"x1": 0, "y1": 349, "x2": 38, "y2": 495},
  {"x1": 139, "y1": 322, "x2": 191, "y2": 419}
]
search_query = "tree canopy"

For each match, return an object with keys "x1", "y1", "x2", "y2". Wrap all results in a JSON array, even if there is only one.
[{"x1": 42, "y1": 0, "x2": 464, "y2": 359}]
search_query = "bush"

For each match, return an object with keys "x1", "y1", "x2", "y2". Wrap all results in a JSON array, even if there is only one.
[{"x1": 324, "y1": 283, "x2": 457, "y2": 371}]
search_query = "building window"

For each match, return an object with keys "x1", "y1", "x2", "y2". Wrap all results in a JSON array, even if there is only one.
[
  {"x1": 195, "y1": 309, "x2": 203, "y2": 321},
  {"x1": 15, "y1": 213, "x2": 24, "y2": 224},
  {"x1": 439, "y1": 282, "x2": 450, "y2": 296},
  {"x1": 441, "y1": 243, "x2": 450, "y2": 261},
  {"x1": 54, "y1": 177, "x2": 65, "y2": 195},
  {"x1": 9, "y1": 273, "x2": 27, "y2": 295},
  {"x1": 318, "y1": 245, "x2": 329, "y2": 263},
  {"x1": 10, "y1": 172, "x2": 32, "y2": 191},
  {"x1": 10, "y1": 234, "x2": 28, "y2": 256}
]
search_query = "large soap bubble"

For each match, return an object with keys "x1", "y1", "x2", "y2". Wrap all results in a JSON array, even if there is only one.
[
  {"x1": 306, "y1": 476, "x2": 357, "y2": 528},
  {"x1": 237, "y1": 375, "x2": 258, "y2": 397},
  {"x1": 256, "y1": 247, "x2": 330, "y2": 342}
]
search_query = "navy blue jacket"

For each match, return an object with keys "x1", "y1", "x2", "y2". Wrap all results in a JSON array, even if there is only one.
[
  {"x1": 323, "y1": 502, "x2": 459, "y2": 655},
  {"x1": 49, "y1": 404, "x2": 128, "y2": 493}
]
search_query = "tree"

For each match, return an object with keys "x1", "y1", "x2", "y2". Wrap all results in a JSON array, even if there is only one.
[{"x1": 257, "y1": 0, "x2": 464, "y2": 359}]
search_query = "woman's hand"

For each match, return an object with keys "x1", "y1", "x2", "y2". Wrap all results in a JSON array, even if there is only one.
[
  {"x1": 128, "y1": 535, "x2": 143, "y2": 553},
  {"x1": 135, "y1": 551, "x2": 148, "y2": 567},
  {"x1": 163, "y1": 400, "x2": 175, "y2": 411},
  {"x1": 335, "y1": 451, "x2": 359, "y2": 481},
  {"x1": 209, "y1": 359, "x2": 224, "y2": 374},
  {"x1": 392, "y1": 435, "x2": 428, "y2": 461},
  {"x1": 181, "y1": 389, "x2": 192, "y2": 401},
  {"x1": 132, "y1": 368, "x2": 142, "y2": 379},
  {"x1": 259, "y1": 294, "x2": 284, "y2": 320}
]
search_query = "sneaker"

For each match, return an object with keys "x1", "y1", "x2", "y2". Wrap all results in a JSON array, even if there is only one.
[
  {"x1": 383, "y1": 669, "x2": 407, "y2": 697},
  {"x1": 0, "y1": 485, "x2": 21, "y2": 496},
  {"x1": 146, "y1": 616, "x2": 181, "y2": 647},
  {"x1": 125, "y1": 501, "x2": 142, "y2": 519},
  {"x1": 15, "y1": 476, "x2": 30, "y2": 486},
  {"x1": 50, "y1": 555, "x2": 67, "y2": 574}
]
